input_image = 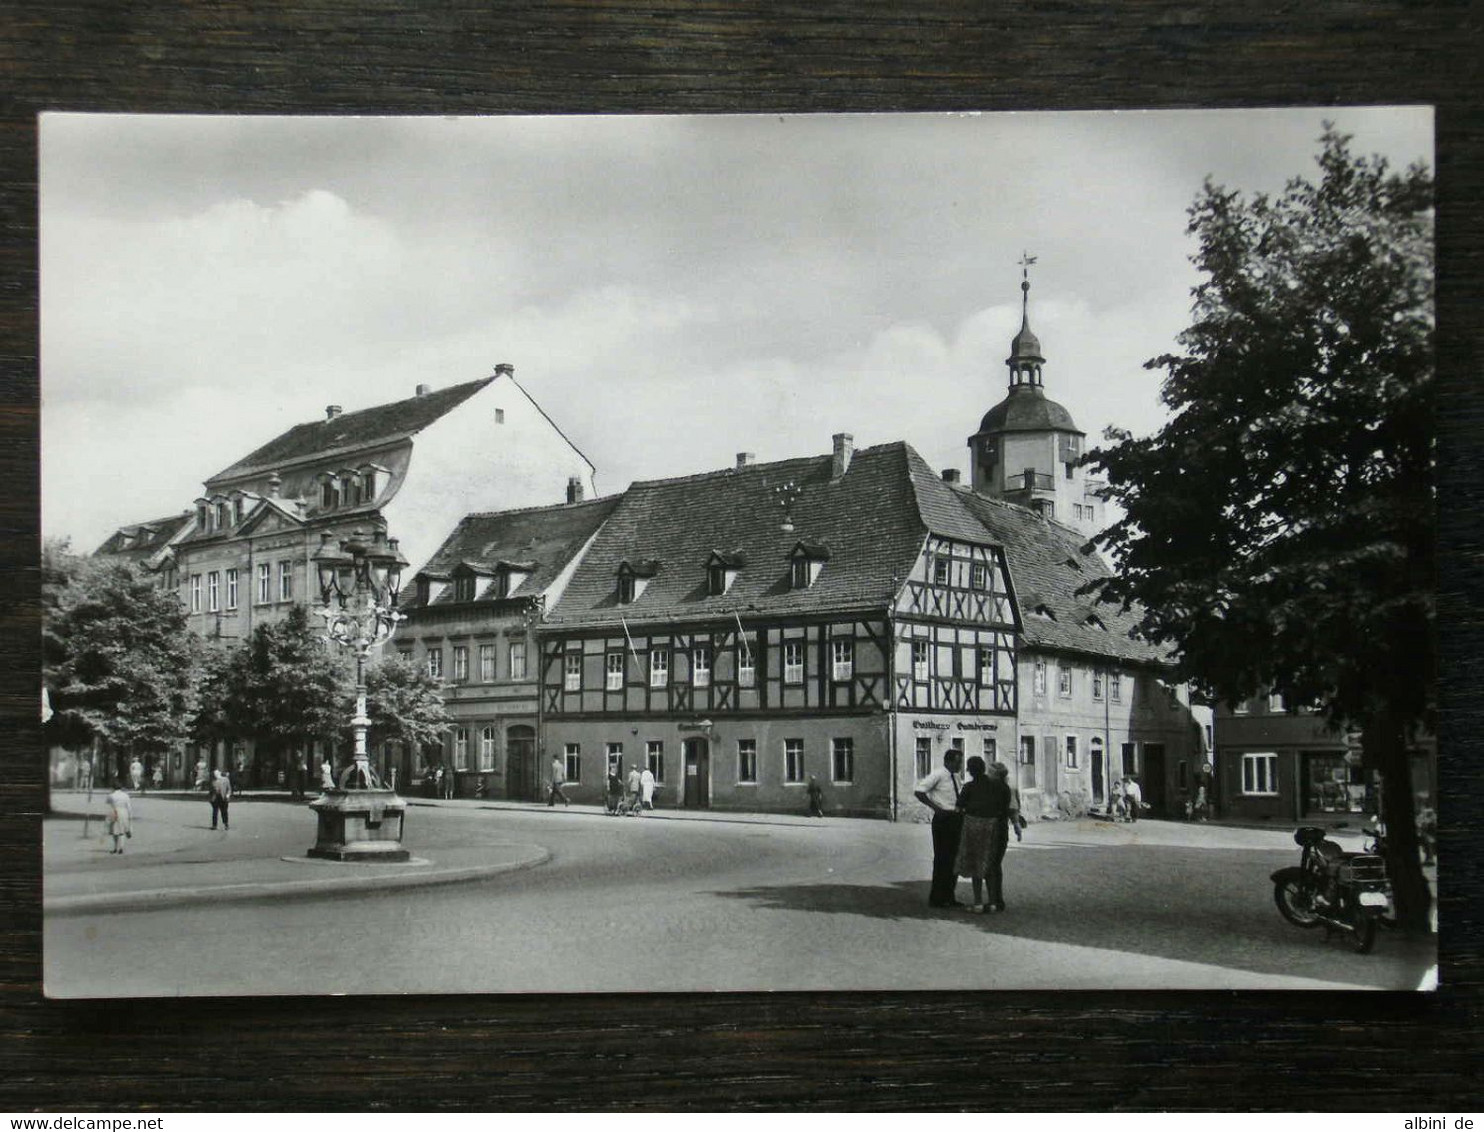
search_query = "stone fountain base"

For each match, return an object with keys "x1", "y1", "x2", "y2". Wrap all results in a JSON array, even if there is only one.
[{"x1": 307, "y1": 788, "x2": 410, "y2": 862}]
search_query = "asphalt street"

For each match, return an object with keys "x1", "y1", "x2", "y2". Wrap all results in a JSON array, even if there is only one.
[{"x1": 44, "y1": 795, "x2": 1437, "y2": 997}]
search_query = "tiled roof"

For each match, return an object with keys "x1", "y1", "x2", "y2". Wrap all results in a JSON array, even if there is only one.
[
  {"x1": 406, "y1": 494, "x2": 622, "y2": 607},
  {"x1": 546, "y1": 442, "x2": 988, "y2": 630},
  {"x1": 207, "y1": 377, "x2": 494, "y2": 483},
  {"x1": 950, "y1": 488, "x2": 1168, "y2": 666},
  {"x1": 93, "y1": 511, "x2": 194, "y2": 563}
]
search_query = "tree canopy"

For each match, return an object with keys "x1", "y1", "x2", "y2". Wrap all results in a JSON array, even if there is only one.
[
  {"x1": 362, "y1": 653, "x2": 452, "y2": 753},
  {"x1": 44, "y1": 547, "x2": 201, "y2": 771},
  {"x1": 1084, "y1": 128, "x2": 1434, "y2": 927}
]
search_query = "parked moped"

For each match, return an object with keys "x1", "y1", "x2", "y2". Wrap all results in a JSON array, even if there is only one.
[{"x1": 1272, "y1": 826, "x2": 1391, "y2": 954}]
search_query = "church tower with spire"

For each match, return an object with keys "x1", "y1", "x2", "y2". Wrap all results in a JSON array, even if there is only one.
[{"x1": 967, "y1": 259, "x2": 1105, "y2": 536}]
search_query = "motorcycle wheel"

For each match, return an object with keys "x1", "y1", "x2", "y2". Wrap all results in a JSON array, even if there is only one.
[
  {"x1": 1352, "y1": 916, "x2": 1378, "y2": 954},
  {"x1": 1274, "y1": 873, "x2": 1324, "y2": 929}
]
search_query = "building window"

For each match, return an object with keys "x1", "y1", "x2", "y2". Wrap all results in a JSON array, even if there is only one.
[
  {"x1": 427, "y1": 649, "x2": 443, "y2": 680},
  {"x1": 708, "y1": 565, "x2": 726, "y2": 597},
  {"x1": 606, "y1": 743, "x2": 623, "y2": 776},
  {"x1": 215, "y1": 501, "x2": 228, "y2": 528},
  {"x1": 784, "y1": 641, "x2": 805, "y2": 684},
  {"x1": 738, "y1": 644, "x2": 755, "y2": 688},
  {"x1": 453, "y1": 728, "x2": 469, "y2": 770},
  {"x1": 1242, "y1": 752, "x2": 1279, "y2": 795},
  {"x1": 1032, "y1": 660, "x2": 1047, "y2": 696},
  {"x1": 455, "y1": 575, "x2": 476, "y2": 602},
  {"x1": 977, "y1": 647, "x2": 995, "y2": 685},
  {"x1": 790, "y1": 558, "x2": 810, "y2": 590},
  {"x1": 321, "y1": 481, "x2": 336, "y2": 509},
  {"x1": 1268, "y1": 693, "x2": 1287, "y2": 713},
  {"x1": 933, "y1": 556, "x2": 950, "y2": 586},
  {"x1": 649, "y1": 648, "x2": 668, "y2": 688},
  {"x1": 208, "y1": 571, "x2": 220, "y2": 612},
  {"x1": 737, "y1": 740, "x2": 757, "y2": 784},
  {"x1": 1121, "y1": 742, "x2": 1137, "y2": 776},
  {"x1": 970, "y1": 561, "x2": 987, "y2": 590},
  {"x1": 480, "y1": 726, "x2": 496, "y2": 770},
  {"x1": 915, "y1": 737, "x2": 933, "y2": 779},
  {"x1": 225, "y1": 568, "x2": 238, "y2": 610},
  {"x1": 565, "y1": 743, "x2": 582, "y2": 783},
  {"x1": 784, "y1": 739, "x2": 805, "y2": 784},
  {"x1": 495, "y1": 408, "x2": 505, "y2": 424},
  {"x1": 618, "y1": 574, "x2": 636, "y2": 604},
  {"x1": 564, "y1": 652, "x2": 582, "y2": 692},
  {"x1": 398, "y1": 649, "x2": 413, "y2": 664},
  {"x1": 1092, "y1": 670, "x2": 1104, "y2": 701},
  {"x1": 831, "y1": 639, "x2": 853, "y2": 682},
  {"x1": 983, "y1": 736, "x2": 997, "y2": 763},
  {"x1": 257, "y1": 562, "x2": 271, "y2": 604},
  {"x1": 190, "y1": 574, "x2": 201, "y2": 613},
  {"x1": 279, "y1": 560, "x2": 292, "y2": 601},
  {"x1": 606, "y1": 652, "x2": 625, "y2": 691},
  {"x1": 480, "y1": 645, "x2": 496, "y2": 683},
  {"x1": 646, "y1": 740, "x2": 665, "y2": 783},
  {"x1": 692, "y1": 646, "x2": 711, "y2": 687},
  {"x1": 509, "y1": 640, "x2": 528, "y2": 681},
  {"x1": 1058, "y1": 665, "x2": 1072, "y2": 698},
  {"x1": 452, "y1": 646, "x2": 469, "y2": 683},
  {"x1": 831, "y1": 738, "x2": 854, "y2": 784},
  {"x1": 1019, "y1": 735, "x2": 1035, "y2": 764},
  {"x1": 1064, "y1": 735, "x2": 1080, "y2": 769},
  {"x1": 1233, "y1": 698, "x2": 1249, "y2": 714},
  {"x1": 1110, "y1": 673, "x2": 1122, "y2": 703},
  {"x1": 912, "y1": 641, "x2": 929, "y2": 681}
]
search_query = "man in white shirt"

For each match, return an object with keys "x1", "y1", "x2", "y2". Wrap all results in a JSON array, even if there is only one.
[
  {"x1": 914, "y1": 748, "x2": 965, "y2": 908},
  {"x1": 1123, "y1": 775, "x2": 1143, "y2": 823}
]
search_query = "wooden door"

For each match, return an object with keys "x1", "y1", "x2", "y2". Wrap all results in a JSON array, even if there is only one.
[{"x1": 683, "y1": 738, "x2": 710, "y2": 808}]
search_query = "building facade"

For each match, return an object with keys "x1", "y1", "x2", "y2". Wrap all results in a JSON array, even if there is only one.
[
  {"x1": 90, "y1": 364, "x2": 595, "y2": 788},
  {"x1": 536, "y1": 438, "x2": 1020, "y2": 820},
  {"x1": 394, "y1": 492, "x2": 620, "y2": 798},
  {"x1": 1213, "y1": 695, "x2": 1436, "y2": 824}
]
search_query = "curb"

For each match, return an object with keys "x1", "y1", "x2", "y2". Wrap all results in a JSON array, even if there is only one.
[{"x1": 44, "y1": 843, "x2": 551, "y2": 917}]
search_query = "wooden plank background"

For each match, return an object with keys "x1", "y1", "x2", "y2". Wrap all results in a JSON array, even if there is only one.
[{"x1": 2, "y1": 1, "x2": 1480, "y2": 1111}]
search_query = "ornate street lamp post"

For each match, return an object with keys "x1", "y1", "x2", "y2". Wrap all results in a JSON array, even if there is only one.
[{"x1": 306, "y1": 527, "x2": 413, "y2": 862}]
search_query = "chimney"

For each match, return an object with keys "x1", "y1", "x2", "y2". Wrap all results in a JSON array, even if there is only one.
[
  {"x1": 266, "y1": 473, "x2": 282, "y2": 498},
  {"x1": 494, "y1": 363, "x2": 514, "y2": 378},
  {"x1": 941, "y1": 468, "x2": 961, "y2": 484},
  {"x1": 415, "y1": 383, "x2": 432, "y2": 397},
  {"x1": 566, "y1": 476, "x2": 585, "y2": 504},
  {"x1": 736, "y1": 452, "x2": 755, "y2": 468},
  {"x1": 325, "y1": 405, "x2": 342, "y2": 420},
  {"x1": 831, "y1": 433, "x2": 854, "y2": 479}
]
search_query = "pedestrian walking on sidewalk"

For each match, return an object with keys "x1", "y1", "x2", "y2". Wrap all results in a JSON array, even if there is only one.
[
  {"x1": 129, "y1": 757, "x2": 145, "y2": 793},
  {"x1": 151, "y1": 762, "x2": 164, "y2": 791},
  {"x1": 624, "y1": 763, "x2": 642, "y2": 816},
  {"x1": 806, "y1": 776, "x2": 825, "y2": 817},
  {"x1": 209, "y1": 769, "x2": 232, "y2": 830},
  {"x1": 605, "y1": 768, "x2": 623, "y2": 814},
  {"x1": 914, "y1": 747, "x2": 964, "y2": 909},
  {"x1": 105, "y1": 780, "x2": 132, "y2": 854},
  {"x1": 640, "y1": 764, "x2": 656, "y2": 813},
  {"x1": 548, "y1": 755, "x2": 570, "y2": 807}
]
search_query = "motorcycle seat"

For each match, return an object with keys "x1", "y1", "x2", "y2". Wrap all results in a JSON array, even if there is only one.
[{"x1": 1294, "y1": 826, "x2": 1330, "y2": 847}]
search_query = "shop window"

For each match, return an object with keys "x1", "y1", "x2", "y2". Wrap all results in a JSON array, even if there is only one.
[{"x1": 1242, "y1": 752, "x2": 1279, "y2": 795}]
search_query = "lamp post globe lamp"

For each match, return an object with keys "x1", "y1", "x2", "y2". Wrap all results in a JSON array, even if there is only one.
[{"x1": 306, "y1": 528, "x2": 413, "y2": 862}]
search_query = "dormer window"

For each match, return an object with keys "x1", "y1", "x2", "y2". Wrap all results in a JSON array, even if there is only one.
[
  {"x1": 359, "y1": 466, "x2": 380, "y2": 503},
  {"x1": 706, "y1": 551, "x2": 745, "y2": 597},
  {"x1": 416, "y1": 576, "x2": 431, "y2": 605},
  {"x1": 455, "y1": 575, "x2": 476, "y2": 602},
  {"x1": 787, "y1": 542, "x2": 830, "y2": 590},
  {"x1": 617, "y1": 559, "x2": 659, "y2": 604},
  {"x1": 320, "y1": 477, "x2": 338, "y2": 509},
  {"x1": 195, "y1": 501, "x2": 208, "y2": 529},
  {"x1": 214, "y1": 500, "x2": 229, "y2": 529},
  {"x1": 1084, "y1": 613, "x2": 1106, "y2": 630},
  {"x1": 232, "y1": 496, "x2": 245, "y2": 524},
  {"x1": 1032, "y1": 604, "x2": 1057, "y2": 621}
]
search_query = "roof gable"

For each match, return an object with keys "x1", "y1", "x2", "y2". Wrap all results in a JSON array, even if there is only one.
[{"x1": 207, "y1": 376, "x2": 494, "y2": 484}]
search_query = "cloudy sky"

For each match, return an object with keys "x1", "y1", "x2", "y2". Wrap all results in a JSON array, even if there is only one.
[{"x1": 40, "y1": 108, "x2": 1431, "y2": 558}]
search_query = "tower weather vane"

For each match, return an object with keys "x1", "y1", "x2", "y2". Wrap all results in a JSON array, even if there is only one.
[{"x1": 1018, "y1": 251, "x2": 1037, "y2": 282}]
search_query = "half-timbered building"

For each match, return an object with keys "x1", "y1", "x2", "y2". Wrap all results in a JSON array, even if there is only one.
[{"x1": 538, "y1": 436, "x2": 1021, "y2": 819}]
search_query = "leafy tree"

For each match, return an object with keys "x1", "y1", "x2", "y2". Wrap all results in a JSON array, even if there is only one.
[
  {"x1": 197, "y1": 605, "x2": 350, "y2": 768},
  {"x1": 45, "y1": 552, "x2": 201, "y2": 780},
  {"x1": 362, "y1": 653, "x2": 452, "y2": 762},
  {"x1": 1084, "y1": 128, "x2": 1435, "y2": 930}
]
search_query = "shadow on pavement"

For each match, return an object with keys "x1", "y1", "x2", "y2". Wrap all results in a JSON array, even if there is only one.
[{"x1": 711, "y1": 844, "x2": 1435, "y2": 988}]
